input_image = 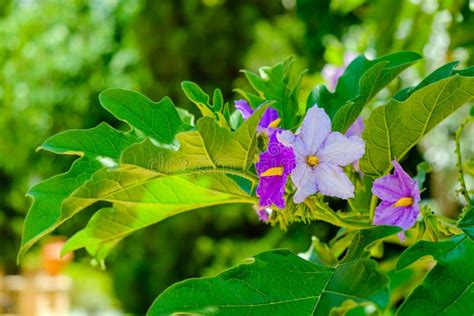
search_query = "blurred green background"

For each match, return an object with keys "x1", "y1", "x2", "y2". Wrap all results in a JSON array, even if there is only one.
[{"x1": 1, "y1": 0, "x2": 473, "y2": 314}]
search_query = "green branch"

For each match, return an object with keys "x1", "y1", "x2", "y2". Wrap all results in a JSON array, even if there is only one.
[
  {"x1": 455, "y1": 116, "x2": 473, "y2": 206},
  {"x1": 305, "y1": 197, "x2": 372, "y2": 229}
]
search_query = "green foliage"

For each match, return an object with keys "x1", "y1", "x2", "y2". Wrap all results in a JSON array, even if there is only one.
[
  {"x1": 308, "y1": 51, "x2": 421, "y2": 132},
  {"x1": 121, "y1": 105, "x2": 268, "y2": 176},
  {"x1": 341, "y1": 226, "x2": 401, "y2": 263},
  {"x1": 99, "y1": 89, "x2": 192, "y2": 144},
  {"x1": 396, "y1": 234, "x2": 474, "y2": 315},
  {"x1": 20, "y1": 123, "x2": 138, "y2": 259},
  {"x1": 181, "y1": 81, "x2": 230, "y2": 127},
  {"x1": 237, "y1": 58, "x2": 305, "y2": 129},
  {"x1": 62, "y1": 174, "x2": 252, "y2": 261},
  {"x1": 148, "y1": 246, "x2": 391, "y2": 315},
  {"x1": 20, "y1": 88, "x2": 267, "y2": 260},
  {"x1": 458, "y1": 207, "x2": 474, "y2": 239},
  {"x1": 12, "y1": 28, "x2": 474, "y2": 313},
  {"x1": 414, "y1": 162, "x2": 433, "y2": 190},
  {"x1": 360, "y1": 65, "x2": 474, "y2": 176}
]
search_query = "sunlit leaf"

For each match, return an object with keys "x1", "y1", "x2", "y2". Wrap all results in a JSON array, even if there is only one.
[
  {"x1": 62, "y1": 173, "x2": 253, "y2": 261},
  {"x1": 360, "y1": 66, "x2": 474, "y2": 176}
]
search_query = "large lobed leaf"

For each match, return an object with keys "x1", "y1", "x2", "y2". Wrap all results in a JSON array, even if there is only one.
[
  {"x1": 360, "y1": 65, "x2": 474, "y2": 176},
  {"x1": 308, "y1": 51, "x2": 421, "y2": 133},
  {"x1": 19, "y1": 123, "x2": 138, "y2": 259},
  {"x1": 396, "y1": 234, "x2": 474, "y2": 315},
  {"x1": 57, "y1": 104, "x2": 268, "y2": 259},
  {"x1": 20, "y1": 89, "x2": 191, "y2": 258},
  {"x1": 148, "y1": 226, "x2": 400, "y2": 315},
  {"x1": 148, "y1": 249, "x2": 389, "y2": 316}
]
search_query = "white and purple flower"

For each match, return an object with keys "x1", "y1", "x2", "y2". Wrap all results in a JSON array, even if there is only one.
[
  {"x1": 372, "y1": 160, "x2": 420, "y2": 239},
  {"x1": 277, "y1": 106, "x2": 365, "y2": 203}
]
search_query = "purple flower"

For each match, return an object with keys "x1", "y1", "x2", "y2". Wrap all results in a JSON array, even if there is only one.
[
  {"x1": 278, "y1": 106, "x2": 365, "y2": 203},
  {"x1": 235, "y1": 100, "x2": 281, "y2": 135},
  {"x1": 372, "y1": 161, "x2": 420, "y2": 239},
  {"x1": 256, "y1": 132, "x2": 296, "y2": 209},
  {"x1": 345, "y1": 117, "x2": 365, "y2": 172},
  {"x1": 321, "y1": 53, "x2": 357, "y2": 91}
]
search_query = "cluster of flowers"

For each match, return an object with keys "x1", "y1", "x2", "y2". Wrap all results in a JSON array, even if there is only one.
[{"x1": 235, "y1": 100, "x2": 420, "y2": 238}]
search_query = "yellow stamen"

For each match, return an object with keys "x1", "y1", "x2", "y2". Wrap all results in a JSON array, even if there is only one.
[
  {"x1": 393, "y1": 197, "x2": 413, "y2": 207},
  {"x1": 260, "y1": 167, "x2": 284, "y2": 177},
  {"x1": 306, "y1": 155, "x2": 320, "y2": 167},
  {"x1": 268, "y1": 118, "x2": 281, "y2": 129}
]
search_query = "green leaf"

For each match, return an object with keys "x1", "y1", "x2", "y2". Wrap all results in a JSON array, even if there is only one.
[
  {"x1": 21, "y1": 88, "x2": 191, "y2": 259},
  {"x1": 414, "y1": 162, "x2": 433, "y2": 190},
  {"x1": 181, "y1": 81, "x2": 215, "y2": 116},
  {"x1": 360, "y1": 66, "x2": 474, "y2": 176},
  {"x1": 240, "y1": 58, "x2": 305, "y2": 129},
  {"x1": 19, "y1": 123, "x2": 138, "y2": 259},
  {"x1": 40, "y1": 122, "x2": 138, "y2": 159},
  {"x1": 341, "y1": 225, "x2": 401, "y2": 263},
  {"x1": 300, "y1": 236, "x2": 338, "y2": 267},
  {"x1": 301, "y1": 226, "x2": 400, "y2": 268},
  {"x1": 62, "y1": 173, "x2": 253, "y2": 261},
  {"x1": 59, "y1": 107, "x2": 267, "y2": 259},
  {"x1": 121, "y1": 105, "x2": 268, "y2": 175},
  {"x1": 458, "y1": 206, "x2": 474, "y2": 239},
  {"x1": 396, "y1": 234, "x2": 474, "y2": 315},
  {"x1": 148, "y1": 249, "x2": 389, "y2": 315},
  {"x1": 176, "y1": 107, "x2": 195, "y2": 127},
  {"x1": 181, "y1": 81, "x2": 229, "y2": 127},
  {"x1": 99, "y1": 88, "x2": 190, "y2": 144},
  {"x1": 393, "y1": 62, "x2": 460, "y2": 101},
  {"x1": 309, "y1": 51, "x2": 421, "y2": 132}
]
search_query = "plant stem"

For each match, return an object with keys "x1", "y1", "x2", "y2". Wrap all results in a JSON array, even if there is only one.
[
  {"x1": 455, "y1": 116, "x2": 473, "y2": 206},
  {"x1": 305, "y1": 198, "x2": 372, "y2": 229}
]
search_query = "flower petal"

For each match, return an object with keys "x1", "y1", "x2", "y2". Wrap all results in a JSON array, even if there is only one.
[
  {"x1": 291, "y1": 164, "x2": 317, "y2": 203},
  {"x1": 372, "y1": 174, "x2": 406, "y2": 202},
  {"x1": 258, "y1": 107, "x2": 279, "y2": 129},
  {"x1": 373, "y1": 201, "x2": 418, "y2": 230},
  {"x1": 314, "y1": 162, "x2": 354, "y2": 199},
  {"x1": 298, "y1": 106, "x2": 331, "y2": 154},
  {"x1": 257, "y1": 176, "x2": 286, "y2": 209},
  {"x1": 392, "y1": 160, "x2": 418, "y2": 197},
  {"x1": 318, "y1": 132, "x2": 365, "y2": 167},
  {"x1": 277, "y1": 130, "x2": 307, "y2": 162},
  {"x1": 235, "y1": 100, "x2": 254, "y2": 120},
  {"x1": 345, "y1": 116, "x2": 364, "y2": 138},
  {"x1": 277, "y1": 130, "x2": 296, "y2": 146}
]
